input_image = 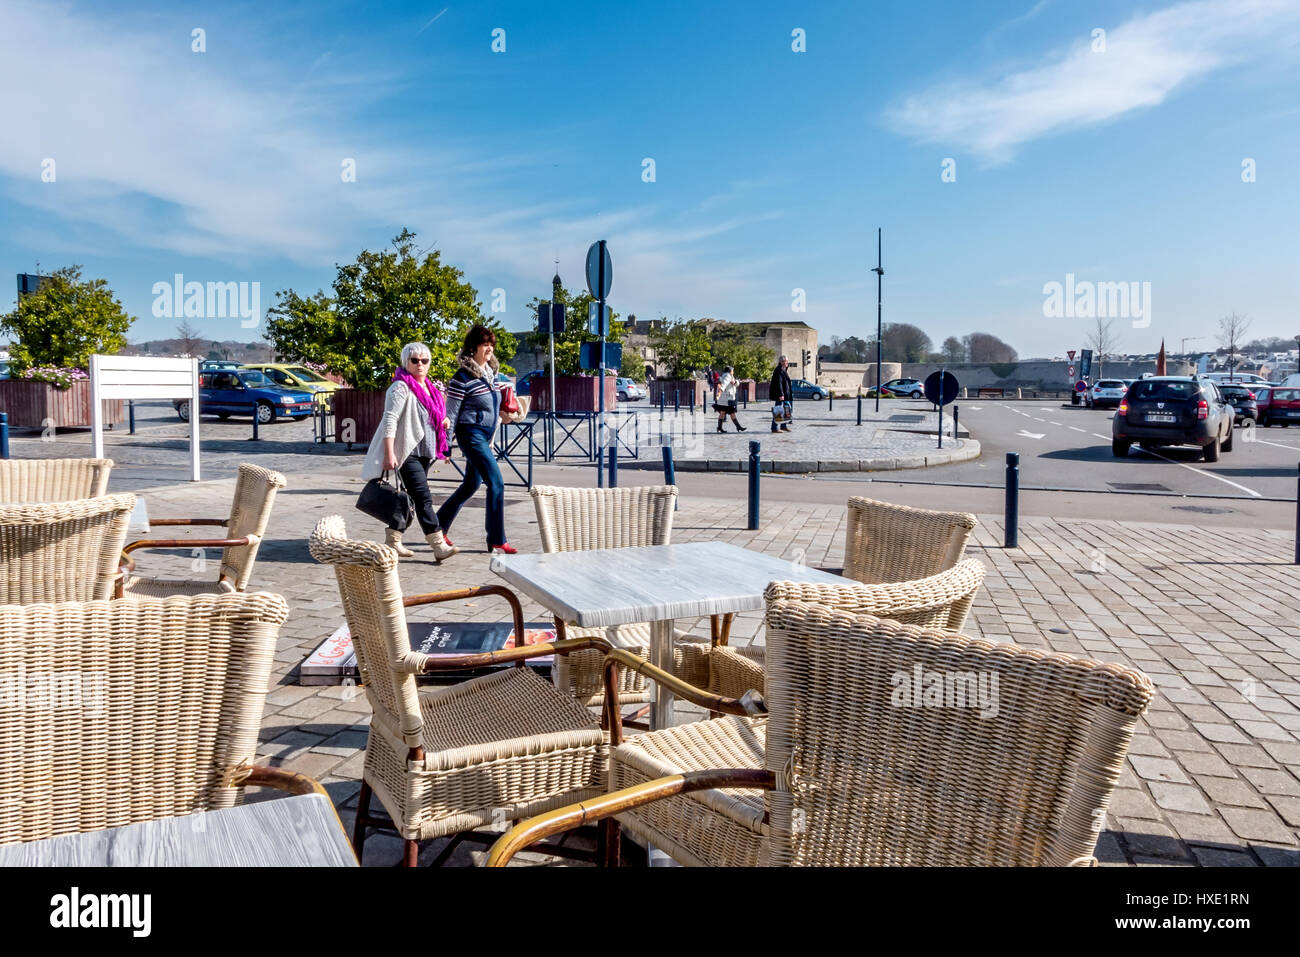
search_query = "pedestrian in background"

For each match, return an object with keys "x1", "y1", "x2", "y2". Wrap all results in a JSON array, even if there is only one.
[
  {"x1": 436, "y1": 324, "x2": 517, "y2": 554},
  {"x1": 361, "y1": 341, "x2": 458, "y2": 561},
  {"x1": 714, "y1": 366, "x2": 746, "y2": 432},
  {"x1": 770, "y1": 355, "x2": 793, "y2": 432}
]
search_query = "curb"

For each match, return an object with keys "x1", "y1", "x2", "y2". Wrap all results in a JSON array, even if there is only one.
[{"x1": 619, "y1": 439, "x2": 981, "y2": 474}]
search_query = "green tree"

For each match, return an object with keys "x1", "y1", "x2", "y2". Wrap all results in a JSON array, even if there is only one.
[
  {"x1": 709, "y1": 323, "x2": 775, "y2": 380},
  {"x1": 0, "y1": 266, "x2": 134, "y2": 371},
  {"x1": 649, "y1": 318, "x2": 712, "y2": 378},
  {"x1": 941, "y1": 336, "x2": 966, "y2": 363},
  {"x1": 265, "y1": 229, "x2": 513, "y2": 389},
  {"x1": 523, "y1": 284, "x2": 629, "y2": 376}
]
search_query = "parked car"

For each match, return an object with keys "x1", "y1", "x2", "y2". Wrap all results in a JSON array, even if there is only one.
[
  {"x1": 862, "y1": 385, "x2": 897, "y2": 398},
  {"x1": 616, "y1": 377, "x2": 647, "y2": 401},
  {"x1": 174, "y1": 369, "x2": 315, "y2": 424},
  {"x1": 199, "y1": 359, "x2": 242, "y2": 371},
  {"x1": 881, "y1": 378, "x2": 925, "y2": 399},
  {"x1": 789, "y1": 378, "x2": 828, "y2": 400},
  {"x1": 514, "y1": 370, "x2": 547, "y2": 396},
  {"x1": 1112, "y1": 377, "x2": 1234, "y2": 461},
  {"x1": 1263, "y1": 387, "x2": 1300, "y2": 427},
  {"x1": 1216, "y1": 384, "x2": 1259, "y2": 427},
  {"x1": 1086, "y1": 379, "x2": 1129, "y2": 409},
  {"x1": 1205, "y1": 372, "x2": 1271, "y2": 388},
  {"x1": 1254, "y1": 385, "x2": 1273, "y2": 424},
  {"x1": 239, "y1": 363, "x2": 340, "y2": 405}
]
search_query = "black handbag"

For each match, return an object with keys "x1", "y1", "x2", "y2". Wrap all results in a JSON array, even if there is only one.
[{"x1": 355, "y1": 471, "x2": 414, "y2": 531}]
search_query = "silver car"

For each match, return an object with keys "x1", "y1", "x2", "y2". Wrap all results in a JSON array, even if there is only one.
[
  {"x1": 616, "y1": 377, "x2": 647, "y2": 401},
  {"x1": 1086, "y1": 379, "x2": 1129, "y2": 409}
]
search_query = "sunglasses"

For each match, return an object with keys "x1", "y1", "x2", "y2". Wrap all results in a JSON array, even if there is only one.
[{"x1": 408, "y1": 357, "x2": 430, "y2": 365}]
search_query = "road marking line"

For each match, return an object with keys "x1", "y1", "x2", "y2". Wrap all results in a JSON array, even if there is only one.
[
  {"x1": 1049, "y1": 421, "x2": 1063, "y2": 426},
  {"x1": 1017, "y1": 430, "x2": 1046, "y2": 440},
  {"x1": 1091, "y1": 433, "x2": 1263, "y2": 498},
  {"x1": 1249, "y1": 437, "x2": 1300, "y2": 452},
  {"x1": 1069, "y1": 426, "x2": 1086, "y2": 432},
  {"x1": 1031, "y1": 417, "x2": 1045, "y2": 422}
]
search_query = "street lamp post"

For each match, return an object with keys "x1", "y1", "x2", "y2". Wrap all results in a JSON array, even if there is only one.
[{"x1": 872, "y1": 228, "x2": 883, "y2": 412}]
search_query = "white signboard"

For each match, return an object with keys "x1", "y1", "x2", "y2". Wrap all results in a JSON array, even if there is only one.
[{"x1": 89, "y1": 355, "x2": 201, "y2": 481}]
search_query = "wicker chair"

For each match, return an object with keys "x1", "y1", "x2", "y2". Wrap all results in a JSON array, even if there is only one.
[
  {"x1": 845, "y1": 496, "x2": 977, "y2": 584},
  {"x1": 488, "y1": 594, "x2": 1154, "y2": 867},
  {"x1": 0, "y1": 592, "x2": 330, "y2": 847},
  {"x1": 309, "y1": 514, "x2": 612, "y2": 866},
  {"x1": 0, "y1": 494, "x2": 135, "y2": 603},
  {"x1": 698, "y1": 559, "x2": 986, "y2": 700},
  {"x1": 0, "y1": 457, "x2": 113, "y2": 502},
  {"x1": 532, "y1": 484, "x2": 713, "y2": 711},
  {"x1": 120, "y1": 463, "x2": 286, "y2": 597}
]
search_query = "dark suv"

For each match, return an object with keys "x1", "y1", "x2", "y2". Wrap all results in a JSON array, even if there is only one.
[
  {"x1": 1216, "y1": 384, "x2": 1258, "y2": 427},
  {"x1": 1112, "y1": 377, "x2": 1234, "y2": 461}
]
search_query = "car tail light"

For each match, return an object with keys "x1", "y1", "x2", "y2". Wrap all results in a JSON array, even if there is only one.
[
  {"x1": 1118, "y1": 401, "x2": 1128, "y2": 414},
  {"x1": 1247, "y1": 391, "x2": 1255, "y2": 399},
  {"x1": 1197, "y1": 399, "x2": 1208, "y2": 420}
]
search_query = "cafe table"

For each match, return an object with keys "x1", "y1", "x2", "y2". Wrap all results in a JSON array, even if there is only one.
[
  {"x1": 490, "y1": 540, "x2": 854, "y2": 729},
  {"x1": 0, "y1": 794, "x2": 357, "y2": 867}
]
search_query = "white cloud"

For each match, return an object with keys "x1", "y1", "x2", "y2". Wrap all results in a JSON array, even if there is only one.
[{"x1": 886, "y1": 0, "x2": 1300, "y2": 163}]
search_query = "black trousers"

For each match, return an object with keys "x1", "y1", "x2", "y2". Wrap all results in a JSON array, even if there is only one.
[{"x1": 394, "y1": 454, "x2": 442, "y2": 535}]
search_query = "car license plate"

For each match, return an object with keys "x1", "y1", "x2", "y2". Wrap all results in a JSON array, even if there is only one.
[{"x1": 1145, "y1": 412, "x2": 1176, "y2": 422}]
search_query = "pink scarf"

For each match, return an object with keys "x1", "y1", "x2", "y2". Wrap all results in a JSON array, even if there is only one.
[{"x1": 393, "y1": 366, "x2": 450, "y2": 459}]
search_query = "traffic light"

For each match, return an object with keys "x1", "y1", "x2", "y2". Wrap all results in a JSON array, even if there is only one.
[{"x1": 802, "y1": 349, "x2": 811, "y2": 371}]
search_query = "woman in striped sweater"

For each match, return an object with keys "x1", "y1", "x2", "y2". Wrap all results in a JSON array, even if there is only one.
[{"x1": 435, "y1": 324, "x2": 516, "y2": 554}]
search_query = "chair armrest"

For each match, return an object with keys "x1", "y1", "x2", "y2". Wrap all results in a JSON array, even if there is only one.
[
  {"x1": 486, "y1": 768, "x2": 777, "y2": 867},
  {"x1": 415, "y1": 636, "x2": 612, "y2": 673},
  {"x1": 122, "y1": 535, "x2": 255, "y2": 558},
  {"x1": 222, "y1": 763, "x2": 328, "y2": 797},
  {"x1": 402, "y1": 583, "x2": 529, "y2": 668},
  {"x1": 602, "y1": 649, "x2": 765, "y2": 745},
  {"x1": 149, "y1": 518, "x2": 228, "y2": 527}
]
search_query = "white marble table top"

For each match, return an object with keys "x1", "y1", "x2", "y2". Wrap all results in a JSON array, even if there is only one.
[
  {"x1": 0, "y1": 793, "x2": 357, "y2": 867},
  {"x1": 490, "y1": 540, "x2": 853, "y2": 627}
]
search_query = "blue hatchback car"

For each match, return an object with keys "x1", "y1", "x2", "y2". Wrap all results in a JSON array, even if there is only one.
[{"x1": 174, "y1": 369, "x2": 315, "y2": 424}]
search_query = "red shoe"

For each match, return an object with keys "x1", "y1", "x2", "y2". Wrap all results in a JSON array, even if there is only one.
[
  {"x1": 443, "y1": 535, "x2": 454, "y2": 547},
  {"x1": 489, "y1": 543, "x2": 518, "y2": 555}
]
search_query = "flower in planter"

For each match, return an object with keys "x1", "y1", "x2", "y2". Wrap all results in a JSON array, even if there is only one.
[{"x1": 20, "y1": 366, "x2": 89, "y2": 390}]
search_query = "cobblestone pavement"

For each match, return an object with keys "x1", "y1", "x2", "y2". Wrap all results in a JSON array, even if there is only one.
[{"x1": 110, "y1": 460, "x2": 1300, "y2": 867}]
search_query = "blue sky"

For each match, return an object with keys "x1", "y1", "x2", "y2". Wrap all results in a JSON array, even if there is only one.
[{"x1": 1, "y1": 0, "x2": 1298, "y2": 359}]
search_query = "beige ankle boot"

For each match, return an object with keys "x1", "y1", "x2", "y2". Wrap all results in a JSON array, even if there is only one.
[
  {"x1": 426, "y1": 532, "x2": 459, "y2": 562},
  {"x1": 384, "y1": 528, "x2": 415, "y2": 558}
]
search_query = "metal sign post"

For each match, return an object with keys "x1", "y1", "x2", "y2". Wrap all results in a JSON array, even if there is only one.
[
  {"x1": 586, "y1": 240, "x2": 613, "y2": 488},
  {"x1": 872, "y1": 228, "x2": 884, "y2": 413}
]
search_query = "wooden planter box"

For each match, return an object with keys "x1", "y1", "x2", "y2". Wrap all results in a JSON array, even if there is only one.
[
  {"x1": 332, "y1": 388, "x2": 386, "y2": 450},
  {"x1": 527, "y1": 375, "x2": 617, "y2": 413},
  {"x1": 649, "y1": 379, "x2": 708, "y2": 407},
  {"x1": 0, "y1": 379, "x2": 124, "y2": 429}
]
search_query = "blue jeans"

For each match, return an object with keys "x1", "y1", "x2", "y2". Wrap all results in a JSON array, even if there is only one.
[{"x1": 436, "y1": 427, "x2": 506, "y2": 546}]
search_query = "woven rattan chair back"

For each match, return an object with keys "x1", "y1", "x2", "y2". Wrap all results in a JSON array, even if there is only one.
[
  {"x1": 531, "y1": 485, "x2": 676, "y2": 552},
  {"x1": 764, "y1": 558, "x2": 985, "y2": 632},
  {"x1": 308, "y1": 515, "x2": 425, "y2": 750},
  {"x1": 844, "y1": 496, "x2": 977, "y2": 584},
  {"x1": 0, "y1": 592, "x2": 288, "y2": 846},
  {"x1": 761, "y1": 599, "x2": 1153, "y2": 866},
  {"x1": 0, "y1": 458, "x2": 113, "y2": 503},
  {"x1": 220, "y1": 464, "x2": 287, "y2": 589},
  {"x1": 0, "y1": 493, "x2": 134, "y2": 603}
]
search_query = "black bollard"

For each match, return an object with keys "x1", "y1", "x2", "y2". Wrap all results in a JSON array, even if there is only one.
[
  {"x1": 659, "y1": 389, "x2": 665, "y2": 418},
  {"x1": 689, "y1": 390, "x2": 694, "y2": 415},
  {"x1": 1295, "y1": 462, "x2": 1300, "y2": 565},
  {"x1": 608, "y1": 436, "x2": 618, "y2": 488},
  {"x1": 856, "y1": 393, "x2": 862, "y2": 426},
  {"x1": 747, "y1": 440, "x2": 761, "y2": 531},
  {"x1": 662, "y1": 445, "x2": 678, "y2": 511},
  {"x1": 249, "y1": 403, "x2": 260, "y2": 441},
  {"x1": 953, "y1": 404, "x2": 959, "y2": 439},
  {"x1": 128, "y1": 400, "x2": 136, "y2": 434},
  {"x1": 674, "y1": 389, "x2": 680, "y2": 413},
  {"x1": 829, "y1": 391, "x2": 833, "y2": 412},
  {"x1": 1004, "y1": 452, "x2": 1020, "y2": 549},
  {"x1": 0, "y1": 412, "x2": 8, "y2": 459}
]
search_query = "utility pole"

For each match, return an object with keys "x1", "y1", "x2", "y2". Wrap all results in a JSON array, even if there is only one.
[{"x1": 872, "y1": 228, "x2": 884, "y2": 413}]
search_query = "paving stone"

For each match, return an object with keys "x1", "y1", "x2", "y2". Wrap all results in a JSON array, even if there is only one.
[
  {"x1": 1265, "y1": 796, "x2": 1300, "y2": 828},
  {"x1": 1219, "y1": 807, "x2": 1298, "y2": 845},
  {"x1": 1174, "y1": 750, "x2": 1236, "y2": 778},
  {"x1": 1149, "y1": 782, "x2": 1212, "y2": 815},
  {"x1": 1190, "y1": 846, "x2": 1259, "y2": 867},
  {"x1": 1240, "y1": 767, "x2": 1300, "y2": 797},
  {"x1": 1107, "y1": 788, "x2": 1161, "y2": 820},
  {"x1": 1129, "y1": 756, "x2": 1190, "y2": 785},
  {"x1": 1115, "y1": 819, "x2": 1194, "y2": 861},
  {"x1": 1252, "y1": 845, "x2": 1300, "y2": 866},
  {"x1": 1193, "y1": 776, "x2": 1267, "y2": 809}
]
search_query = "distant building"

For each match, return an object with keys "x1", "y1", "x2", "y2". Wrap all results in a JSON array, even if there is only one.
[{"x1": 700, "y1": 320, "x2": 818, "y2": 378}]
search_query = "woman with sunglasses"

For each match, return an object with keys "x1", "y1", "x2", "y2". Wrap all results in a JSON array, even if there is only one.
[
  {"x1": 360, "y1": 342, "x2": 458, "y2": 561},
  {"x1": 435, "y1": 324, "x2": 516, "y2": 554}
]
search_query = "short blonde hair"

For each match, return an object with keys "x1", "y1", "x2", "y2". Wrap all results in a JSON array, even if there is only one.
[{"x1": 400, "y1": 342, "x2": 431, "y2": 366}]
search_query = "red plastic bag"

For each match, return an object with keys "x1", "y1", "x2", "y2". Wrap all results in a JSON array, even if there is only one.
[{"x1": 501, "y1": 385, "x2": 520, "y2": 415}]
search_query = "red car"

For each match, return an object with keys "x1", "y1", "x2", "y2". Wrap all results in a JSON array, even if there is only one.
[{"x1": 1262, "y1": 387, "x2": 1300, "y2": 427}]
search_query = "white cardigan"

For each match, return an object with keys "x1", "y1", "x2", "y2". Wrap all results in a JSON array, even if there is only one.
[{"x1": 361, "y1": 381, "x2": 428, "y2": 480}]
